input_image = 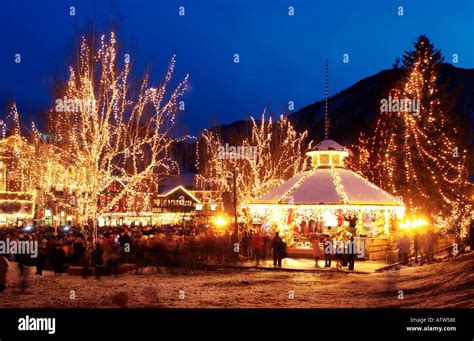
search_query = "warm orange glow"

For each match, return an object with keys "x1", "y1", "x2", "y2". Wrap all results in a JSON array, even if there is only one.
[
  {"x1": 213, "y1": 215, "x2": 228, "y2": 227},
  {"x1": 399, "y1": 217, "x2": 428, "y2": 230}
]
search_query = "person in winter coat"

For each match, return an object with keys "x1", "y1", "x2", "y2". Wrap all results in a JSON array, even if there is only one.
[
  {"x1": 93, "y1": 244, "x2": 104, "y2": 279},
  {"x1": 0, "y1": 255, "x2": 8, "y2": 292},
  {"x1": 250, "y1": 232, "x2": 264, "y2": 266},
  {"x1": 397, "y1": 234, "x2": 411, "y2": 265},
  {"x1": 347, "y1": 236, "x2": 356, "y2": 270},
  {"x1": 262, "y1": 234, "x2": 270, "y2": 259},
  {"x1": 71, "y1": 238, "x2": 85, "y2": 265},
  {"x1": 241, "y1": 231, "x2": 251, "y2": 258},
  {"x1": 271, "y1": 232, "x2": 283, "y2": 267},
  {"x1": 118, "y1": 231, "x2": 131, "y2": 248},
  {"x1": 50, "y1": 245, "x2": 66, "y2": 275},
  {"x1": 106, "y1": 244, "x2": 121, "y2": 276},
  {"x1": 118, "y1": 231, "x2": 131, "y2": 263},
  {"x1": 35, "y1": 240, "x2": 48, "y2": 275},
  {"x1": 323, "y1": 235, "x2": 332, "y2": 267},
  {"x1": 426, "y1": 229, "x2": 438, "y2": 264},
  {"x1": 413, "y1": 233, "x2": 420, "y2": 263},
  {"x1": 312, "y1": 235, "x2": 322, "y2": 267}
]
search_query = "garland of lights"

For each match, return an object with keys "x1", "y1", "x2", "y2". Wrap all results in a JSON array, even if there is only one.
[
  {"x1": 350, "y1": 37, "x2": 471, "y2": 231},
  {"x1": 330, "y1": 167, "x2": 349, "y2": 204}
]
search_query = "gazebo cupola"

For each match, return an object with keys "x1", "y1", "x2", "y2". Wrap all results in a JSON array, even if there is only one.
[{"x1": 306, "y1": 139, "x2": 349, "y2": 168}]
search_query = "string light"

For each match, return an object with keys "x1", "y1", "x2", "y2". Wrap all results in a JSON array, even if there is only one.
[
  {"x1": 196, "y1": 112, "x2": 311, "y2": 210},
  {"x1": 350, "y1": 36, "x2": 471, "y2": 232},
  {"x1": 0, "y1": 32, "x2": 189, "y2": 234}
]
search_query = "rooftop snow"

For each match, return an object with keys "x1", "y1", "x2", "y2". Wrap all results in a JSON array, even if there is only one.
[{"x1": 253, "y1": 168, "x2": 402, "y2": 206}]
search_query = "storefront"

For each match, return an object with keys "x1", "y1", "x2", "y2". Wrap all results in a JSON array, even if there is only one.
[
  {"x1": 0, "y1": 191, "x2": 35, "y2": 227},
  {"x1": 99, "y1": 185, "x2": 201, "y2": 227},
  {"x1": 98, "y1": 212, "x2": 195, "y2": 227},
  {"x1": 0, "y1": 135, "x2": 36, "y2": 227}
]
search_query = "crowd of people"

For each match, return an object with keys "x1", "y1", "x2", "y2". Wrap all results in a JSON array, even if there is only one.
[
  {"x1": 0, "y1": 224, "x2": 279, "y2": 288},
  {"x1": 240, "y1": 230, "x2": 287, "y2": 267},
  {"x1": 0, "y1": 224, "x2": 354, "y2": 282},
  {"x1": 397, "y1": 229, "x2": 442, "y2": 265},
  {"x1": 245, "y1": 229, "x2": 359, "y2": 270},
  {"x1": 0, "y1": 221, "x2": 473, "y2": 292},
  {"x1": 396, "y1": 224, "x2": 474, "y2": 265}
]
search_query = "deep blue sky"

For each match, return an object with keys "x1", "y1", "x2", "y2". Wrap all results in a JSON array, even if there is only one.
[{"x1": 0, "y1": 0, "x2": 473, "y2": 135}]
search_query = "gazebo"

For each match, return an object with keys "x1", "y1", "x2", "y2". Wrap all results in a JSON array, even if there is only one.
[{"x1": 249, "y1": 139, "x2": 405, "y2": 248}]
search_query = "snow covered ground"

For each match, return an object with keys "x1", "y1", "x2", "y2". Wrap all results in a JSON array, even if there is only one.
[{"x1": 0, "y1": 253, "x2": 472, "y2": 308}]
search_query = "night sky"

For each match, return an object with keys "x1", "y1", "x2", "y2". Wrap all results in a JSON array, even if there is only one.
[{"x1": 0, "y1": 0, "x2": 472, "y2": 135}]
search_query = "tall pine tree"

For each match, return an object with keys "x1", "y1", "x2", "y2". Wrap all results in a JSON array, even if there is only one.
[{"x1": 352, "y1": 35, "x2": 471, "y2": 231}]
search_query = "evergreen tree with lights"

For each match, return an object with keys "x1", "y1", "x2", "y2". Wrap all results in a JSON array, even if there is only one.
[{"x1": 352, "y1": 35, "x2": 471, "y2": 232}]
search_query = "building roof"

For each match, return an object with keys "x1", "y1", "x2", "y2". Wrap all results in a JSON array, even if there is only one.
[
  {"x1": 252, "y1": 138, "x2": 404, "y2": 208},
  {"x1": 159, "y1": 173, "x2": 197, "y2": 193},
  {"x1": 158, "y1": 185, "x2": 201, "y2": 203},
  {"x1": 253, "y1": 167, "x2": 403, "y2": 206},
  {"x1": 308, "y1": 139, "x2": 346, "y2": 152}
]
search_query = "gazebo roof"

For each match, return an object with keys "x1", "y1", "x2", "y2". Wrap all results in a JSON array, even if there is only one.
[
  {"x1": 254, "y1": 168, "x2": 402, "y2": 206},
  {"x1": 253, "y1": 138, "x2": 404, "y2": 207},
  {"x1": 309, "y1": 139, "x2": 346, "y2": 152}
]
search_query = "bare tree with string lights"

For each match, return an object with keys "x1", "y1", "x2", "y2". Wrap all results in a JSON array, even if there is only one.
[
  {"x1": 34, "y1": 32, "x2": 189, "y2": 243},
  {"x1": 196, "y1": 112, "x2": 311, "y2": 213}
]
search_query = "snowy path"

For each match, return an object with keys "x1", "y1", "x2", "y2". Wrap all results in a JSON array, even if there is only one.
[
  {"x1": 222, "y1": 258, "x2": 386, "y2": 273},
  {"x1": 0, "y1": 253, "x2": 472, "y2": 308}
]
